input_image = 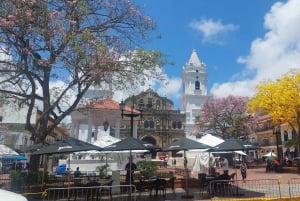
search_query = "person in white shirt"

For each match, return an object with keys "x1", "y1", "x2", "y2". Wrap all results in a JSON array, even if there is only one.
[{"x1": 221, "y1": 157, "x2": 229, "y2": 175}]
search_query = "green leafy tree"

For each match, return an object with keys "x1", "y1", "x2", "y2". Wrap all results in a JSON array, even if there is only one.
[
  {"x1": 196, "y1": 95, "x2": 250, "y2": 139},
  {"x1": 0, "y1": 0, "x2": 167, "y2": 143}
]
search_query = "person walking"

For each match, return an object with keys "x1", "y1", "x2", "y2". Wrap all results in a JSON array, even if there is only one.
[{"x1": 240, "y1": 161, "x2": 247, "y2": 182}]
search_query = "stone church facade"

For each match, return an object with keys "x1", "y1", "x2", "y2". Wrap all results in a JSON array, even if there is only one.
[{"x1": 118, "y1": 88, "x2": 186, "y2": 148}]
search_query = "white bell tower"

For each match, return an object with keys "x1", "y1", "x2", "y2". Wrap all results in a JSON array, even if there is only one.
[{"x1": 181, "y1": 49, "x2": 208, "y2": 136}]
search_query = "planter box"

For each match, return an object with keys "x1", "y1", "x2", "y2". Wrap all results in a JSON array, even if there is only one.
[{"x1": 174, "y1": 178, "x2": 199, "y2": 188}]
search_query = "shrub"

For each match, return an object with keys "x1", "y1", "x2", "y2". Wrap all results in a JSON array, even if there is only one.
[{"x1": 136, "y1": 160, "x2": 157, "y2": 178}]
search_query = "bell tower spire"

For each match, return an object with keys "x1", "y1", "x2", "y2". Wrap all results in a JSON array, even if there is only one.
[{"x1": 181, "y1": 49, "x2": 208, "y2": 136}]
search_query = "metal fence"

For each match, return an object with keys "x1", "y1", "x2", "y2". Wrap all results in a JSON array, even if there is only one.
[
  {"x1": 23, "y1": 185, "x2": 137, "y2": 201},
  {"x1": 195, "y1": 178, "x2": 300, "y2": 201}
]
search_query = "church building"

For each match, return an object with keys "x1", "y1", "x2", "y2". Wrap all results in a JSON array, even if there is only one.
[{"x1": 181, "y1": 49, "x2": 208, "y2": 136}]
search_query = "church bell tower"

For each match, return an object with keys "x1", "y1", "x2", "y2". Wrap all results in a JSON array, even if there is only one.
[{"x1": 181, "y1": 49, "x2": 208, "y2": 136}]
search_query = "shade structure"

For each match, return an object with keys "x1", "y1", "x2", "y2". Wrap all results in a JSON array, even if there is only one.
[
  {"x1": 31, "y1": 136, "x2": 103, "y2": 155},
  {"x1": 0, "y1": 155, "x2": 27, "y2": 161},
  {"x1": 0, "y1": 145, "x2": 19, "y2": 156},
  {"x1": 163, "y1": 137, "x2": 210, "y2": 152},
  {"x1": 104, "y1": 137, "x2": 160, "y2": 152},
  {"x1": 163, "y1": 137, "x2": 210, "y2": 199},
  {"x1": 209, "y1": 139, "x2": 256, "y2": 152},
  {"x1": 263, "y1": 152, "x2": 276, "y2": 158}
]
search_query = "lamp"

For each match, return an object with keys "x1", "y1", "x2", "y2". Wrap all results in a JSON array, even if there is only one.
[{"x1": 119, "y1": 96, "x2": 143, "y2": 137}]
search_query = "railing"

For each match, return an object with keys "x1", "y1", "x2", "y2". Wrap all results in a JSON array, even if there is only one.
[
  {"x1": 22, "y1": 184, "x2": 137, "y2": 201},
  {"x1": 195, "y1": 178, "x2": 300, "y2": 201},
  {"x1": 174, "y1": 168, "x2": 191, "y2": 178}
]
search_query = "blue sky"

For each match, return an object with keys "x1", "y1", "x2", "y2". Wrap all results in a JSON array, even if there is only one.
[{"x1": 113, "y1": 0, "x2": 300, "y2": 110}]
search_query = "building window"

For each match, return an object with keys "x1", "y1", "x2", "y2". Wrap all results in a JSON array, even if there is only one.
[
  {"x1": 262, "y1": 138, "x2": 269, "y2": 146},
  {"x1": 172, "y1": 121, "x2": 182, "y2": 129},
  {"x1": 149, "y1": 120, "x2": 155, "y2": 128},
  {"x1": 172, "y1": 121, "x2": 177, "y2": 129},
  {"x1": 177, "y1": 121, "x2": 182, "y2": 129},
  {"x1": 292, "y1": 129, "x2": 297, "y2": 139},
  {"x1": 0, "y1": 116, "x2": 2, "y2": 122},
  {"x1": 147, "y1": 98, "x2": 152, "y2": 109},
  {"x1": 156, "y1": 100, "x2": 160, "y2": 110},
  {"x1": 284, "y1": 130, "x2": 288, "y2": 141},
  {"x1": 139, "y1": 99, "x2": 144, "y2": 108},
  {"x1": 144, "y1": 121, "x2": 149, "y2": 128},
  {"x1": 195, "y1": 80, "x2": 200, "y2": 90}
]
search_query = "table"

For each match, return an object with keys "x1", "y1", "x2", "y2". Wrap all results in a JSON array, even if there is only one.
[{"x1": 139, "y1": 177, "x2": 169, "y2": 197}]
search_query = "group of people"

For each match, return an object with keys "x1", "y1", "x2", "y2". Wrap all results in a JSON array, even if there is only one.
[
  {"x1": 209, "y1": 156, "x2": 247, "y2": 181},
  {"x1": 266, "y1": 156, "x2": 291, "y2": 173}
]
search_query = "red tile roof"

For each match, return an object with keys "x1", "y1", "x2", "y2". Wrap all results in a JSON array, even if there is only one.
[{"x1": 78, "y1": 98, "x2": 140, "y2": 113}]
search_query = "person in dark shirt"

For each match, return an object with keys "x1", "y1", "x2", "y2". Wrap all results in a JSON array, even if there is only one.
[
  {"x1": 125, "y1": 157, "x2": 137, "y2": 184},
  {"x1": 74, "y1": 167, "x2": 81, "y2": 177}
]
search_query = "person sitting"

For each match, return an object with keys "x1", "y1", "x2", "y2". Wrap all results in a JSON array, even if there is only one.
[{"x1": 74, "y1": 167, "x2": 81, "y2": 177}]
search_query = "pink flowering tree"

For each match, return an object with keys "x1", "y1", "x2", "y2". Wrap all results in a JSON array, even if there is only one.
[
  {"x1": 0, "y1": 1, "x2": 167, "y2": 144},
  {"x1": 196, "y1": 95, "x2": 251, "y2": 139}
]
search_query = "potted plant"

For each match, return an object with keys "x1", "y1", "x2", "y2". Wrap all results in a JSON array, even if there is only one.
[
  {"x1": 136, "y1": 160, "x2": 157, "y2": 178},
  {"x1": 96, "y1": 164, "x2": 111, "y2": 179}
]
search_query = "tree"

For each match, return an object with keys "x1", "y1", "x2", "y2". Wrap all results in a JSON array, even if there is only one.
[
  {"x1": 247, "y1": 70, "x2": 300, "y2": 149},
  {"x1": 196, "y1": 95, "x2": 249, "y2": 139},
  {"x1": 0, "y1": 0, "x2": 167, "y2": 143}
]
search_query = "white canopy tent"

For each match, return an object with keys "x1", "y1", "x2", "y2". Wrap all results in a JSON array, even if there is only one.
[
  {"x1": 189, "y1": 134, "x2": 224, "y2": 174},
  {"x1": 0, "y1": 145, "x2": 19, "y2": 156},
  {"x1": 263, "y1": 152, "x2": 276, "y2": 158},
  {"x1": 191, "y1": 135, "x2": 248, "y2": 174}
]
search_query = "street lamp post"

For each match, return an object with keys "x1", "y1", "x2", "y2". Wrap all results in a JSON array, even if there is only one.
[
  {"x1": 119, "y1": 96, "x2": 143, "y2": 137},
  {"x1": 273, "y1": 126, "x2": 281, "y2": 160}
]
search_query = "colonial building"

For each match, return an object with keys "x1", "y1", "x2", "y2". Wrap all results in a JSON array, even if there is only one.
[
  {"x1": 122, "y1": 88, "x2": 186, "y2": 148},
  {"x1": 181, "y1": 49, "x2": 208, "y2": 136},
  {"x1": 70, "y1": 88, "x2": 185, "y2": 149},
  {"x1": 249, "y1": 115, "x2": 298, "y2": 160},
  {"x1": 0, "y1": 101, "x2": 34, "y2": 151}
]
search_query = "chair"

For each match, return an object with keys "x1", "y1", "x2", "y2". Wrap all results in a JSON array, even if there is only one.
[
  {"x1": 99, "y1": 179, "x2": 114, "y2": 201},
  {"x1": 154, "y1": 178, "x2": 167, "y2": 197},
  {"x1": 198, "y1": 173, "x2": 209, "y2": 197},
  {"x1": 166, "y1": 176, "x2": 176, "y2": 196},
  {"x1": 136, "y1": 179, "x2": 151, "y2": 196},
  {"x1": 229, "y1": 173, "x2": 236, "y2": 181}
]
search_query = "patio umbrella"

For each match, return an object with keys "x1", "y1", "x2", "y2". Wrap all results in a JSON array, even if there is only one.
[
  {"x1": 30, "y1": 136, "x2": 103, "y2": 192},
  {"x1": 31, "y1": 136, "x2": 103, "y2": 155},
  {"x1": 263, "y1": 152, "x2": 276, "y2": 158},
  {"x1": 104, "y1": 137, "x2": 160, "y2": 190},
  {"x1": 104, "y1": 137, "x2": 160, "y2": 152},
  {"x1": 209, "y1": 139, "x2": 256, "y2": 152},
  {"x1": 209, "y1": 139, "x2": 257, "y2": 188},
  {"x1": 163, "y1": 137, "x2": 210, "y2": 199}
]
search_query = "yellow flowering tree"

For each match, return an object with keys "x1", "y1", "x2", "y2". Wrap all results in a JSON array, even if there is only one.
[{"x1": 247, "y1": 70, "x2": 300, "y2": 148}]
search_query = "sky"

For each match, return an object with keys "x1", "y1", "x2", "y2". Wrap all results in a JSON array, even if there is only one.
[{"x1": 124, "y1": 0, "x2": 300, "y2": 110}]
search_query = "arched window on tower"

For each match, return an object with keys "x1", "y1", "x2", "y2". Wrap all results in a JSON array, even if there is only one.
[{"x1": 195, "y1": 80, "x2": 200, "y2": 90}]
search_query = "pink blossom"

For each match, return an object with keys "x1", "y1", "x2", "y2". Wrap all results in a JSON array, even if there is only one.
[
  {"x1": 69, "y1": 20, "x2": 77, "y2": 25},
  {"x1": 25, "y1": 10, "x2": 32, "y2": 17},
  {"x1": 8, "y1": 15, "x2": 16, "y2": 21},
  {"x1": 51, "y1": 10, "x2": 59, "y2": 19}
]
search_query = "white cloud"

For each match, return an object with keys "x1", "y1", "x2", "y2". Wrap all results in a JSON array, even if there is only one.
[
  {"x1": 211, "y1": 0, "x2": 300, "y2": 98},
  {"x1": 189, "y1": 18, "x2": 239, "y2": 44},
  {"x1": 157, "y1": 77, "x2": 182, "y2": 104}
]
